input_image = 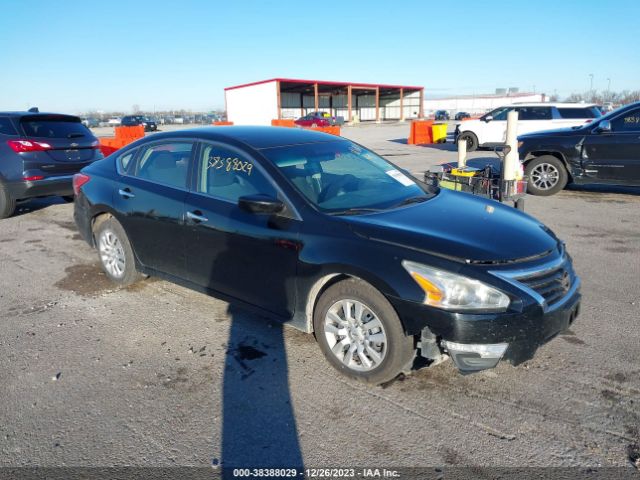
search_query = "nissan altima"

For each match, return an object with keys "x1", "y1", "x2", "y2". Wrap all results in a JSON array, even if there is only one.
[{"x1": 73, "y1": 127, "x2": 581, "y2": 384}]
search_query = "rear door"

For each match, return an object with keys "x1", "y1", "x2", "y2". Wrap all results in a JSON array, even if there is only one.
[
  {"x1": 19, "y1": 115, "x2": 101, "y2": 176},
  {"x1": 515, "y1": 106, "x2": 553, "y2": 136},
  {"x1": 113, "y1": 140, "x2": 195, "y2": 277},
  {"x1": 582, "y1": 107, "x2": 640, "y2": 185}
]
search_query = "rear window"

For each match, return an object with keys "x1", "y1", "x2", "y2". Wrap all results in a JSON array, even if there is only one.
[
  {"x1": 0, "y1": 117, "x2": 17, "y2": 136},
  {"x1": 557, "y1": 107, "x2": 599, "y2": 119},
  {"x1": 20, "y1": 118, "x2": 91, "y2": 139}
]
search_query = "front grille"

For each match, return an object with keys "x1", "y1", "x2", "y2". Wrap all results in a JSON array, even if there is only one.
[{"x1": 516, "y1": 263, "x2": 573, "y2": 307}]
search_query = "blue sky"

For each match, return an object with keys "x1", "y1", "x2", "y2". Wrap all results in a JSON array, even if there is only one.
[{"x1": 0, "y1": 0, "x2": 638, "y2": 113}]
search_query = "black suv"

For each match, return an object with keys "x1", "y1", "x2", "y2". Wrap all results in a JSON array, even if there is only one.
[
  {"x1": 121, "y1": 115, "x2": 158, "y2": 132},
  {"x1": 0, "y1": 111, "x2": 102, "y2": 218},
  {"x1": 519, "y1": 101, "x2": 640, "y2": 195}
]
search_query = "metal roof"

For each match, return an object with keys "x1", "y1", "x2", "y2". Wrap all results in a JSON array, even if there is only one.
[{"x1": 225, "y1": 78, "x2": 424, "y2": 92}]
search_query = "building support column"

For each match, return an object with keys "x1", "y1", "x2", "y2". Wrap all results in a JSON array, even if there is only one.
[
  {"x1": 276, "y1": 80, "x2": 281, "y2": 120},
  {"x1": 375, "y1": 86, "x2": 380, "y2": 123},
  {"x1": 399, "y1": 87, "x2": 405, "y2": 122},
  {"x1": 347, "y1": 85, "x2": 352, "y2": 123},
  {"x1": 314, "y1": 83, "x2": 319, "y2": 112},
  {"x1": 419, "y1": 88, "x2": 424, "y2": 119},
  {"x1": 300, "y1": 93, "x2": 304, "y2": 118}
]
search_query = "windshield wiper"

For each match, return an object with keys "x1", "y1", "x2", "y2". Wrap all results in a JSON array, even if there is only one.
[
  {"x1": 328, "y1": 207, "x2": 385, "y2": 216},
  {"x1": 392, "y1": 196, "x2": 429, "y2": 208}
]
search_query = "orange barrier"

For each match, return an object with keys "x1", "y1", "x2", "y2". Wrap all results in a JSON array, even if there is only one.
[
  {"x1": 408, "y1": 120, "x2": 434, "y2": 145},
  {"x1": 212, "y1": 121, "x2": 234, "y2": 126},
  {"x1": 302, "y1": 125, "x2": 341, "y2": 136},
  {"x1": 271, "y1": 119, "x2": 296, "y2": 127},
  {"x1": 98, "y1": 125, "x2": 146, "y2": 157}
]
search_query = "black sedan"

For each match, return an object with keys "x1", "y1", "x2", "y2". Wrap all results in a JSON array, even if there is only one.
[
  {"x1": 74, "y1": 127, "x2": 581, "y2": 384},
  {"x1": 121, "y1": 115, "x2": 158, "y2": 132},
  {"x1": 519, "y1": 101, "x2": 640, "y2": 195}
]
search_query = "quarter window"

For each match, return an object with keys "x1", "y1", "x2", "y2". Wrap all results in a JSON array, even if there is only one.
[
  {"x1": 0, "y1": 117, "x2": 17, "y2": 136},
  {"x1": 117, "y1": 149, "x2": 137, "y2": 174},
  {"x1": 197, "y1": 144, "x2": 276, "y2": 202},
  {"x1": 611, "y1": 108, "x2": 640, "y2": 132},
  {"x1": 133, "y1": 142, "x2": 193, "y2": 188}
]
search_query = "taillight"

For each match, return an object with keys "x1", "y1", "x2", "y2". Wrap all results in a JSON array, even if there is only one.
[
  {"x1": 73, "y1": 173, "x2": 90, "y2": 195},
  {"x1": 23, "y1": 175, "x2": 45, "y2": 181},
  {"x1": 7, "y1": 140, "x2": 53, "y2": 152}
]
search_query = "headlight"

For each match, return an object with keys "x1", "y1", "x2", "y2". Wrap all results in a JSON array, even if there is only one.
[{"x1": 402, "y1": 261, "x2": 510, "y2": 311}]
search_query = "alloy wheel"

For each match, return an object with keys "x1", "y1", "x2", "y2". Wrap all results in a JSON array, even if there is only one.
[
  {"x1": 98, "y1": 229, "x2": 126, "y2": 279},
  {"x1": 324, "y1": 299, "x2": 387, "y2": 372},
  {"x1": 531, "y1": 163, "x2": 560, "y2": 190}
]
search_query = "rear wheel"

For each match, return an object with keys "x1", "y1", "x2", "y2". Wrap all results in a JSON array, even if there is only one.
[
  {"x1": 62, "y1": 196, "x2": 75, "y2": 203},
  {"x1": 314, "y1": 278, "x2": 415, "y2": 385},
  {"x1": 0, "y1": 183, "x2": 16, "y2": 219},
  {"x1": 525, "y1": 155, "x2": 568, "y2": 196},
  {"x1": 94, "y1": 217, "x2": 143, "y2": 286},
  {"x1": 457, "y1": 131, "x2": 478, "y2": 152}
]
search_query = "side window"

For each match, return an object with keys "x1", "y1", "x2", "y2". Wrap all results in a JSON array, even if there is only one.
[
  {"x1": 0, "y1": 117, "x2": 17, "y2": 136},
  {"x1": 557, "y1": 108, "x2": 597, "y2": 119},
  {"x1": 611, "y1": 109, "x2": 640, "y2": 132},
  {"x1": 492, "y1": 108, "x2": 510, "y2": 121},
  {"x1": 518, "y1": 107, "x2": 552, "y2": 120},
  {"x1": 197, "y1": 144, "x2": 276, "y2": 202},
  {"x1": 117, "y1": 149, "x2": 137, "y2": 174},
  {"x1": 132, "y1": 142, "x2": 193, "y2": 188}
]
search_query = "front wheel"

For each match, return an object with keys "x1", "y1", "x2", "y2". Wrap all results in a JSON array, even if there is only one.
[
  {"x1": 314, "y1": 278, "x2": 415, "y2": 385},
  {"x1": 457, "y1": 131, "x2": 478, "y2": 152},
  {"x1": 94, "y1": 217, "x2": 143, "y2": 286},
  {"x1": 525, "y1": 155, "x2": 568, "y2": 196}
]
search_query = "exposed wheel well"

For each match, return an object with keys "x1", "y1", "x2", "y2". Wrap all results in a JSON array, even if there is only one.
[
  {"x1": 306, "y1": 273, "x2": 352, "y2": 333},
  {"x1": 90, "y1": 212, "x2": 113, "y2": 245},
  {"x1": 523, "y1": 152, "x2": 572, "y2": 181}
]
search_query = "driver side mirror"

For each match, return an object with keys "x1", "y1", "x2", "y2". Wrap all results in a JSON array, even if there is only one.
[
  {"x1": 238, "y1": 194, "x2": 284, "y2": 215},
  {"x1": 484, "y1": 115, "x2": 493, "y2": 122},
  {"x1": 595, "y1": 120, "x2": 612, "y2": 133}
]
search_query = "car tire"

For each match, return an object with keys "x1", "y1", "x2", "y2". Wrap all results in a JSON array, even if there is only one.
[
  {"x1": 457, "y1": 132, "x2": 478, "y2": 152},
  {"x1": 62, "y1": 196, "x2": 75, "y2": 203},
  {"x1": 93, "y1": 217, "x2": 143, "y2": 286},
  {"x1": 525, "y1": 155, "x2": 568, "y2": 196},
  {"x1": 0, "y1": 182, "x2": 16, "y2": 219},
  {"x1": 313, "y1": 278, "x2": 416, "y2": 385}
]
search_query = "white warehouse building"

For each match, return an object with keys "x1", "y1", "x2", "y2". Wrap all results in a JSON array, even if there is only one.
[
  {"x1": 424, "y1": 92, "x2": 547, "y2": 117},
  {"x1": 225, "y1": 78, "x2": 425, "y2": 125}
]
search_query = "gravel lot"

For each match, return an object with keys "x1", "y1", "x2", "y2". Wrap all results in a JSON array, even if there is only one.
[{"x1": 1, "y1": 123, "x2": 639, "y2": 473}]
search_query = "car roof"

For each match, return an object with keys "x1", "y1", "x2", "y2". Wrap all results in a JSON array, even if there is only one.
[
  {"x1": 508, "y1": 103, "x2": 597, "y2": 107},
  {"x1": 148, "y1": 126, "x2": 348, "y2": 149},
  {"x1": 0, "y1": 111, "x2": 81, "y2": 119}
]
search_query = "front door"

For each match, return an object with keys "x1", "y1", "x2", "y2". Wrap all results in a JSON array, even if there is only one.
[
  {"x1": 183, "y1": 142, "x2": 301, "y2": 318},
  {"x1": 582, "y1": 107, "x2": 640, "y2": 185},
  {"x1": 113, "y1": 140, "x2": 195, "y2": 278}
]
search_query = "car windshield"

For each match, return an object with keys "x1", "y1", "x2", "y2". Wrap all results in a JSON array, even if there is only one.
[{"x1": 262, "y1": 140, "x2": 434, "y2": 214}]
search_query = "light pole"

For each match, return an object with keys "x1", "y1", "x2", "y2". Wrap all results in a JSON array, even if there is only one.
[{"x1": 589, "y1": 73, "x2": 594, "y2": 93}]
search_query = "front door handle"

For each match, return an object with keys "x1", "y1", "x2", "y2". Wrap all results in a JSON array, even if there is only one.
[
  {"x1": 187, "y1": 211, "x2": 208, "y2": 223},
  {"x1": 118, "y1": 188, "x2": 135, "y2": 199}
]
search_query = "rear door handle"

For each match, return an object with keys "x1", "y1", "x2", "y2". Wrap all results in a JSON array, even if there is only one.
[
  {"x1": 118, "y1": 188, "x2": 135, "y2": 199},
  {"x1": 187, "y1": 211, "x2": 208, "y2": 223}
]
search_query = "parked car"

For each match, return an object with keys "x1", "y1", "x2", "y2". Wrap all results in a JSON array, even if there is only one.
[
  {"x1": 435, "y1": 110, "x2": 450, "y2": 121},
  {"x1": 455, "y1": 103, "x2": 602, "y2": 152},
  {"x1": 107, "y1": 117, "x2": 121, "y2": 126},
  {"x1": 121, "y1": 115, "x2": 158, "y2": 132},
  {"x1": 73, "y1": 126, "x2": 580, "y2": 384},
  {"x1": 0, "y1": 111, "x2": 102, "y2": 218},
  {"x1": 518, "y1": 101, "x2": 640, "y2": 195},
  {"x1": 455, "y1": 112, "x2": 470, "y2": 121},
  {"x1": 81, "y1": 117, "x2": 100, "y2": 128},
  {"x1": 295, "y1": 112, "x2": 335, "y2": 127}
]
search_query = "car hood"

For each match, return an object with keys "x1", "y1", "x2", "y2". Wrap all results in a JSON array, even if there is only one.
[
  {"x1": 345, "y1": 189, "x2": 558, "y2": 263},
  {"x1": 519, "y1": 125, "x2": 590, "y2": 139}
]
